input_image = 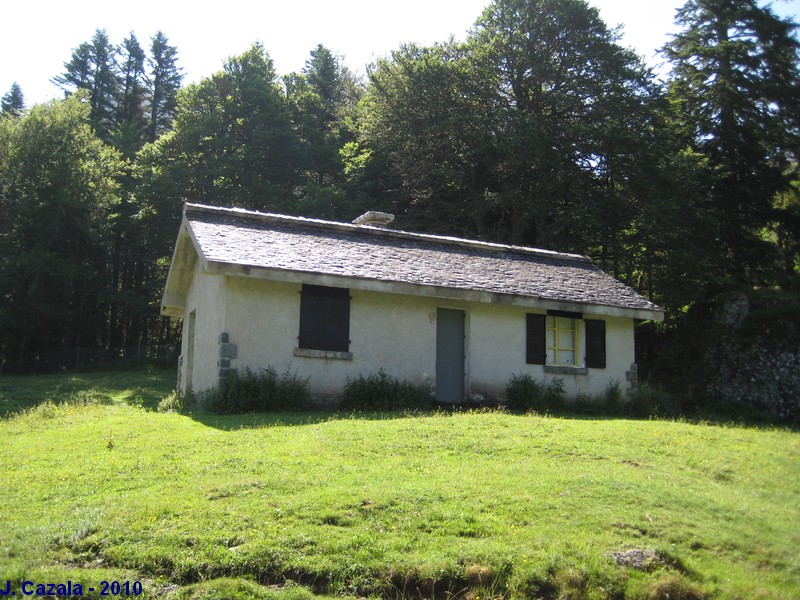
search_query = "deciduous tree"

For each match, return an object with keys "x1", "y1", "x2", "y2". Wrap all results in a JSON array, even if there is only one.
[
  {"x1": 357, "y1": 0, "x2": 663, "y2": 260},
  {"x1": 0, "y1": 95, "x2": 122, "y2": 371}
]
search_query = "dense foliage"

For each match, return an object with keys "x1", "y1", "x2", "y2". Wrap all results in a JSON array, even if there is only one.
[
  {"x1": 198, "y1": 366, "x2": 310, "y2": 414},
  {"x1": 0, "y1": 96, "x2": 123, "y2": 370},
  {"x1": 341, "y1": 369, "x2": 432, "y2": 411},
  {"x1": 1, "y1": 1, "x2": 798, "y2": 412}
]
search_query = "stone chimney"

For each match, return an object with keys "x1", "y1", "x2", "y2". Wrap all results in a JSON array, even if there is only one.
[{"x1": 352, "y1": 211, "x2": 395, "y2": 227}]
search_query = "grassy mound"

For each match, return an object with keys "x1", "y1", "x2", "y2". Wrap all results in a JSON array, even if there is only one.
[{"x1": 1, "y1": 370, "x2": 798, "y2": 598}]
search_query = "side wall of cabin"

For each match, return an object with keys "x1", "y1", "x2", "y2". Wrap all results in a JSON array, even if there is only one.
[{"x1": 177, "y1": 274, "x2": 636, "y2": 403}]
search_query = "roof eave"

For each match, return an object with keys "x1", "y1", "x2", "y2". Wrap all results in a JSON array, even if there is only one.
[
  {"x1": 204, "y1": 260, "x2": 664, "y2": 321},
  {"x1": 160, "y1": 212, "x2": 205, "y2": 317}
]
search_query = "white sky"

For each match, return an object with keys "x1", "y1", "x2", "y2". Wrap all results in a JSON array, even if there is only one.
[{"x1": 2, "y1": 0, "x2": 798, "y2": 107}]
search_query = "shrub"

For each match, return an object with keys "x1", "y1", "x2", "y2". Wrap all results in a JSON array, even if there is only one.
[
  {"x1": 198, "y1": 367, "x2": 310, "y2": 414},
  {"x1": 600, "y1": 378, "x2": 624, "y2": 413},
  {"x1": 572, "y1": 379, "x2": 625, "y2": 415},
  {"x1": 505, "y1": 374, "x2": 566, "y2": 412},
  {"x1": 626, "y1": 382, "x2": 679, "y2": 418},
  {"x1": 341, "y1": 369, "x2": 432, "y2": 411},
  {"x1": 157, "y1": 391, "x2": 192, "y2": 413},
  {"x1": 506, "y1": 375, "x2": 676, "y2": 417}
]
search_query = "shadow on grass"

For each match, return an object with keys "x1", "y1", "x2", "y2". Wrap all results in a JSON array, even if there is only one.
[
  {"x1": 3, "y1": 367, "x2": 795, "y2": 433},
  {"x1": 0, "y1": 366, "x2": 176, "y2": 418},
  {"x1": 183, "y1": 402, "x2": 799, "y2": 432},
  {"x1": 185, "y1": 408, "x2": 445, "y2": 431}
]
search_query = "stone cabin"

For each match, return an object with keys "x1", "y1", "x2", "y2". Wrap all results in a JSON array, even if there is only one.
[{"x1": 161, "y1": 203, "x2": 663, "y2": 403}]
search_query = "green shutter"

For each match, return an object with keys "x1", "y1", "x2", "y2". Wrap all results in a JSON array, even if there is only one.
[
  {"x1": 585, "y1": 319, "x2": 606, "y2": 369},
  {"x1": 526, "y1": 314, "x2": 546, "y2": 365}
]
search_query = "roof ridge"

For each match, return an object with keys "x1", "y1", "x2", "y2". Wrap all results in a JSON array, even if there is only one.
[{"x1": 184, "y1": 202, "x2": 592, "y2": 264}]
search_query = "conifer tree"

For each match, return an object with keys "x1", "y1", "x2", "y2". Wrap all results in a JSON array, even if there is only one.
[
  {"x1": 664, "y1": 0, "x2": 800, "y2": 283},
  {"x1": 147, "y1": 31, "x2": 183, "y2": 142},
  {"x1": 1, "y1": 83, "x2": 25, "y2": 116},
  {"x1": 54, "y1": 29, "x2": 121, "y2": 141},
  {"x1": 116, "y1": 33, "x2": 149, "y2": 157}
]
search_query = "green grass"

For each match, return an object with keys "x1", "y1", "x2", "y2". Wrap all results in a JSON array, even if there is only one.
[
  {"x1": 1, "y1": 370, "x2": 799, "y2": 599},
  {"x1": 0, "y1": 366, "x2": 175, "y2": 415}
]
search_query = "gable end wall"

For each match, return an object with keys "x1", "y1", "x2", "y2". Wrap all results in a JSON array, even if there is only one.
[{"x1": 179, "y1": 261, "x2": 228, "y2": 395}]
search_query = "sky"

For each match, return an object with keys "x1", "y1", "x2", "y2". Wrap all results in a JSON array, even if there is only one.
[{"x1": 2, "y1": 0, "x2": 799, "y2": 107}]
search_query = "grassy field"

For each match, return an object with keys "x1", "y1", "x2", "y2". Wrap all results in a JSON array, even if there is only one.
[{"x1": 1, "y1": 369, "x2": 798, "y2": 599}]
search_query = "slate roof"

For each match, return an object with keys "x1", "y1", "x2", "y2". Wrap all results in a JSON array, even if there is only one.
[{"x1": 171, "y1": 203, "x2": 662, "y2": 318}]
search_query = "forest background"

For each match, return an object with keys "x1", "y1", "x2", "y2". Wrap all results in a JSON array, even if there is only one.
[{"x1": 1, "y1": 0, "x2": 798, "y2": 418}]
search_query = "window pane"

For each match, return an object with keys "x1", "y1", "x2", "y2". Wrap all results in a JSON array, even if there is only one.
[
  {"x1": 546, "y1": 348, "x2": 555, "y2": 364},
  {"x1": 557, "y1": 330, "x2": 574, "y2": 349},
  {"x1": 557, "y1": 317, "x2": 573, "y2": 330},
  {"x1": 546, "y1": 328, "x2": 555, "y2": 346},
  {"x1": 558, "y1": 350, "x2": 575, "y2": 365}
]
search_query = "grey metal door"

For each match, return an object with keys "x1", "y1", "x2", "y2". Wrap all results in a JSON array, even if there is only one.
[{"x1": 436, "y1": 308, "x2": 465, "y2": 403}]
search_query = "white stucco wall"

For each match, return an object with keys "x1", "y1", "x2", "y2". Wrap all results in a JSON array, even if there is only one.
[
  {"x1": 179, "y1": 263, "x2": 227, "y2": 395},
  {"x1": 180, "y1": 273, "x2": 637, "y2": 402},
  {"x1": 468, "y1": 303, "x2": 634, "y2": 398},
  {"x1": 223, "y1": 278, "x2": 438, "y2": 396}
]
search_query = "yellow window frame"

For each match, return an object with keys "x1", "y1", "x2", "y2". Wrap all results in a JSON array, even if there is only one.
[{"x1": 546, "y1": 316, "x2": 578, "y2": 366}]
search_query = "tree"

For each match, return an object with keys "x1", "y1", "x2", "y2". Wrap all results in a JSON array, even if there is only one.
[
  {"x1": 469, "y1": 0, "x2": 662, "y2": 250},
  {"x1": 53, "y1": 29, "x2": 121, "y2": 141},
  {"x1": 139, "y1": 43, "x2": 301, "y2": 211},
  {"x1": 0, "y1": 95, "x2": 122, "y2": 371},
  {"x1": 49, "y1": 30, "x2": 184, "y2": 359},
  {"x1": 357, "y1": 41, "x2": 494, "y2": 236},
  {"x1": 148, "y1": 31, "x2": 183, "y2": 142},
  {"x1": 1, "y1": 83, "x2": 24, "y2": 116},
  {"x1": 357, "y1": 0, "x2": 662, "y2": 257},
  {"x1": 284, "y1": 45, "x2": 364, "y2": 217},
  {"x1": 115, "y1": 32, "x2": 149, "y2": 157},
  {"x1": 663, "y1": 0, "x2": 800, "y2": 284}
]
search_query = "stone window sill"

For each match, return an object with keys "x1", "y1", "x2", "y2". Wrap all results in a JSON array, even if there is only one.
[
  {"x1": 293, "y1": 348, "x2": 353, "y2": 360},
  {"x1": 544, "y1": 365, "x2": 587, "y2": 375}
]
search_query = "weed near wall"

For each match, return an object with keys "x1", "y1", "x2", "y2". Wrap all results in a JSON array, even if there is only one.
[
  {"x1": 505, "y1": 374, "x2": 566, "y2": 412},
  {"x1": 341, "y1": 369, "x2": 432, "y2": 411},
  {"x1": 505, "y1": 373, "x2": 676, "y2": 418},
  {"x1": 198, "y1": 367, "x2": 310, "y2": 414},
  {"x1": 157, "y1": 390, "x2": 191, "y2": 413}
]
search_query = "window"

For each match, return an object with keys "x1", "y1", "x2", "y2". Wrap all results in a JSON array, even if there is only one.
[
  {"x1": 298, "y1": 284, "x2": 350, "y2": 352},
  {"x1": 526, "y1": 311, "x2": 606, "y2": 370},
  {"x1": 546, "y1": 315, "x2": 577, "y2": 366}
]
